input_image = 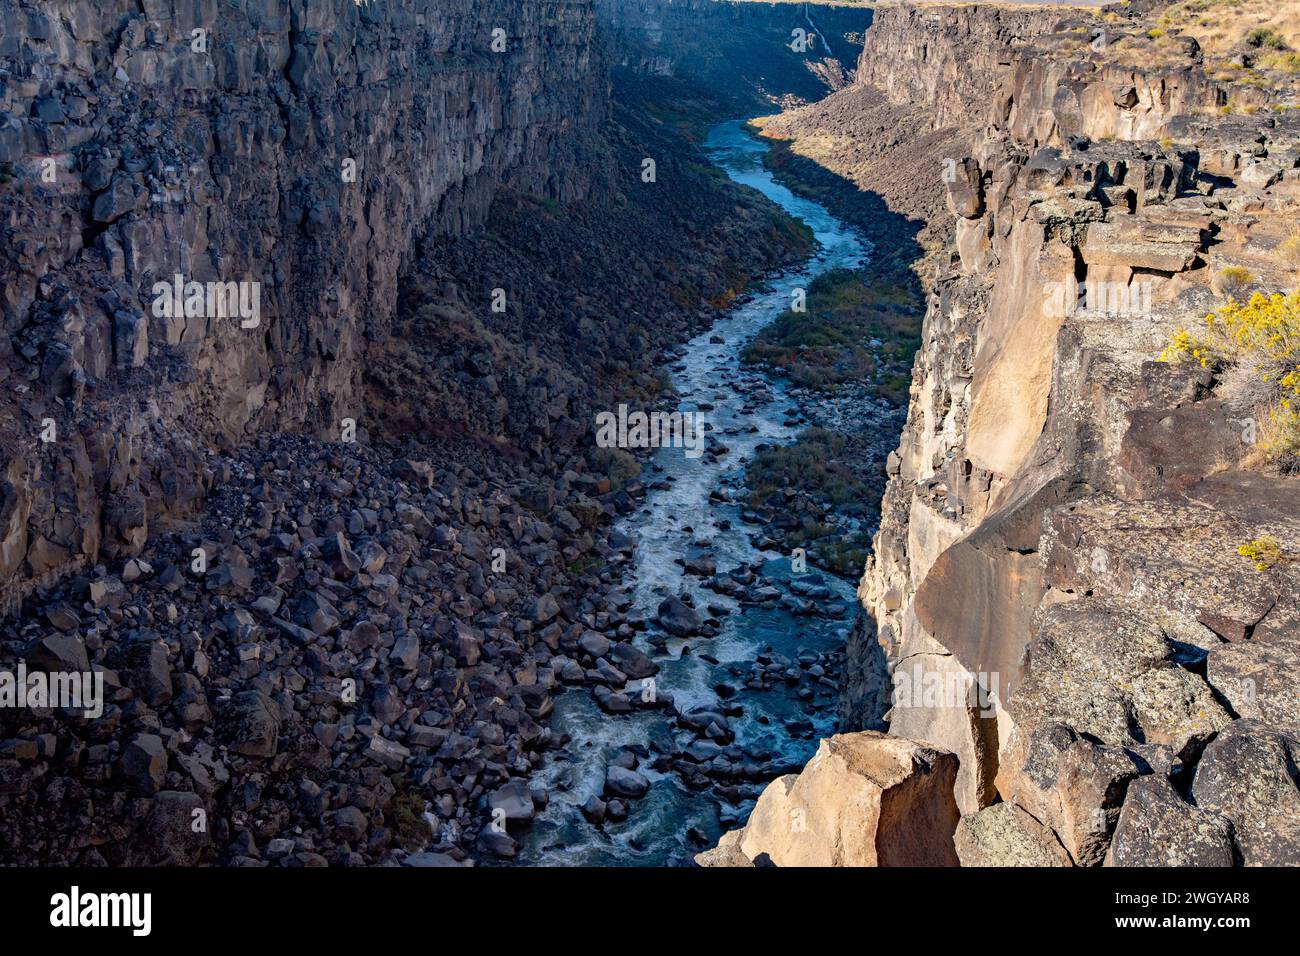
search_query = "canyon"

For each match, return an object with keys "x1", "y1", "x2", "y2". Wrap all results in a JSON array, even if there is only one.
[{"x1": 2, "y1": 0, "x2": 1298, "y2": 870}]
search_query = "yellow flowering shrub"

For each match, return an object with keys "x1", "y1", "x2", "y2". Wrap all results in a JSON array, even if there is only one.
[
  {"x1": 1238, "y1": 535, "x2": 1283, "y2": 571},
  {"x1": 1161, "y1": 291, "x2": 1300, "y2": 460},
  {"x1": 1160, "y1": 290, "x2": 1300, "y2": 368}
]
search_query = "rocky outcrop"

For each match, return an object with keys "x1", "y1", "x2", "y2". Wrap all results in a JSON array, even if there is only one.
[
  {"x1": 700, "y1": 0, "x2": 1300, "y2": 868},
  {"x1": 695, "y1": 731, "x2": 960, "y2": 867},
  {"x1": 854, "y1": 2, "x2": 1300, "y2": 866},
  {"x1": 855, "y1": 2, "x2": 1063, "y2": 131},
  {"x1": 857, "y1": 3, "x2": 1224, "y2": 143}
]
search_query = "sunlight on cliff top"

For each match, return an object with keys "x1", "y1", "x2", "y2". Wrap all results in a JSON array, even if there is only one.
[{"x1": 1161, "y1": 0, "x2": 1300, "y2": 58}]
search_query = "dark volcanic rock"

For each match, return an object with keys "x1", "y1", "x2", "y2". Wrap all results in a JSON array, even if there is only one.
[
  {"x1": 656, "y1": 596, "x2": 701, "y2": 637},
  {"x1": 1107, "y1": 775, "x2": 1237, "y2": 867},
  {"x1": 605, "y1": 765, "x2": 651, "y2": 800}
]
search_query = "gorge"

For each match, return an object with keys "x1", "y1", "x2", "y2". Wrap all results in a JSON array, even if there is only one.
[{"x1": 1, "y1": 0, "x2": 1298, "y2": 874}]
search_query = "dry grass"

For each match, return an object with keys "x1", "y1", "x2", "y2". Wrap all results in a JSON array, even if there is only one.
[
  {"x1": 1161, "y1": 0, "x2": 1300, "y2": 58},
  {"x1": 1277, "y1": 225, "x2": 1300, "y2": 275}
]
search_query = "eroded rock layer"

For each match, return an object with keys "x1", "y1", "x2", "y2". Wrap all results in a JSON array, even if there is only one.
[
  {"x1": 858, "y1": 2, "x2": 1300, "y2": 865},
  {"x1": 704, "y1": 0, "x2": 1300, "y2": 867}
]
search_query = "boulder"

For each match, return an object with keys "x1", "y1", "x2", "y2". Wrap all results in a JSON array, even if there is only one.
[
  {"x1": 655, "y1": 596, "x2": 700, "y2": 637},
  {"x1": 134, "y1": 791, "x2": 210, "y2": 865},
  {"x1": 107, "y1": 638, "x2": 173, "y2": 707},
  {"x1": 364, "y1": 736, "x2": 410, "y2": 770},
  {"x1": 532, "y1": 592, "x2": 560, "y2": 624},
  {"x1": 119, "y1": 734, "x2": 167, "y2": 795},
  {"x1": 91, "y1": 172, "x2": 136, "y2": 223},
  {"x1": 488, "y1": 780, "x2": 536, "y2": 824},
  {"x1": 224, "y1": 690, "x2": 281, "y2": 758},
  {"x1": 25, "y1": 632, "x2": 89, "y2": 672},
  {"x1": 702, "y1": 732, "x2": 961, "y2": 866},
  {"x1": 1011, "y1": 599, "x2": 1231, "y2": 755},
  {"x1": 609, "y1": 642, "x2": 658, "y2": 680},
  {"x1": 694, "y1": 830, "x2": 754, "y2": 867},
  {"x1": 1106, "y1": 775, "x2": 1236, "y2": 867},
  {"x1": 954, "y1": 802, "x2": 1073, "y2": 866},
  {"x1": 578, "y1": 631, "x2": 610, "y2": 658},
  {"x1": 1054, "y1": 739, "x2": 1144, "y2": 866},
  {"x1": 605, "y1": 765, "x2": 651, "y2": 799},
  {"x1": 1190, "y1": 721, "x2": 1300, "y2": 867},
  {"x1": 476, "y1": 829, "x2": 517, "y2": 859},
  {"x1": 1206, "y1": 632, "x2": 1300, "y2": 734}
]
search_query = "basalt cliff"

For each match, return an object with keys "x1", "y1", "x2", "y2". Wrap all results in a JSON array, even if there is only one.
[
  {"x1": 705, "y1": 0, "x2": 1300, "y2": 867},
  {"x1": 0, "y1": 0, "x2": 830, "y2": 865},
  {"x1": 6, "y1": 0, "x2": 1299, "y2": 870}
]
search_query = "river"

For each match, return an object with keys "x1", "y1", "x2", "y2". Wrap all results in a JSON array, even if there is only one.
[{"x1": 518, "y1": 120, "x2": 873, "y2": 866}]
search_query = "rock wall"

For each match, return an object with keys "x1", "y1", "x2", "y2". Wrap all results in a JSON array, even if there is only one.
[
  {"x1": 773, "y1": 2, "x2": 1300, "y2": 865},
  {"x1": 855, "y1": 2, "x2": 1063, "y2": 130},
  {"x1": 598, "y1": 0, "x2": 873, "y2": 108},
  {"x1": 0, "y1": 0, "x2": 606, "y2": 609},
  {"x1": 0, "y1": 0, "x2": 819, "y2": 867}
]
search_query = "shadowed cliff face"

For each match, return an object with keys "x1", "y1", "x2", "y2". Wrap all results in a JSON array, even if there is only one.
[
  {"x1": 598, "y1": 0, "x2": 872, "y2": 111},
  {"x1": 0, "y1": 0, "x2": 609, "y2": 601}
]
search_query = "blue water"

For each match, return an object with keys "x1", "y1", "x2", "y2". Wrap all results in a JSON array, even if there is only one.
[{"x1": 517, "y1": 121, "x2": 871, "y2": 866}]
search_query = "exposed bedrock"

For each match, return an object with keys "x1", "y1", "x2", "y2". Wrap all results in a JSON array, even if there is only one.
[
  {"x1": 699, "y1": 0, "x2": 1300, "y2": 866},
  {"x1": 857, "y1": 3, "x2": 1300, "y2": 865}
]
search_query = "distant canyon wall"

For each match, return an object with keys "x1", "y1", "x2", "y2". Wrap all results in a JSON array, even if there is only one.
[{"x1": 597, "y1": 0, "x2": 873, "y2": 107}]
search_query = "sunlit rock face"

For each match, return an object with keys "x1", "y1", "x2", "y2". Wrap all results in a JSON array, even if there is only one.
[{"x1": 695, "y1": 731, "x2": 961, "y2": 867}]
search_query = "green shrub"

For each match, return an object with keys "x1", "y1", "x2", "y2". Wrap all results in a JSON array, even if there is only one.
[{"x1": 1247, "y1": 27, "x2": 1286, "y2": 50}]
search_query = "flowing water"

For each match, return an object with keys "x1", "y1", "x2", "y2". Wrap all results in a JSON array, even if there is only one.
[{"x1": 519, "y1": 120, "x2": 871, "y2": 865}]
